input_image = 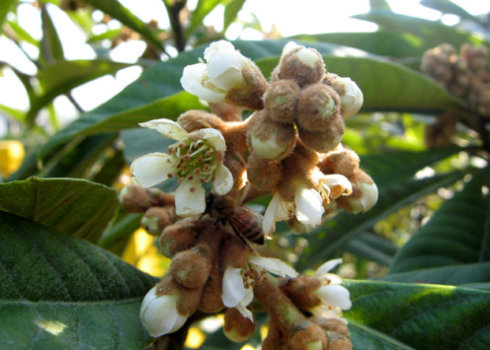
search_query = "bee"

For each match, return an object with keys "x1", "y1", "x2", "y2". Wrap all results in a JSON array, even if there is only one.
[{"x1": 205, "y1": 193, "x2": 265, "y2": 245}]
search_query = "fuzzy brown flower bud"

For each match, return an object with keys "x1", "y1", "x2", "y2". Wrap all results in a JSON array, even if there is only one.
[
  {"x1": 275, "y1": 43, "x2": 325, "y2": 87},
  {"x1": 264, "y1": 80, "x2": 300, "y2": 123},
  {"x1": 297, "y1": 83, "x2": 341, "y2": 132},
  {"x1": 170, "y1": 245, "x2": 212, "y2": 289},
  {"x1": 318, "y1": 148, "x2": 360, "y2": 178},
  {"x1": 280, "y1": 276, "x2": 322, "y2": 311},
  {"x1": 287, "y1": 322, "x2": 328, "y2": 350},
  {"x1": 141, "y1": 206, "x2": 177, "y2": 235},
  {"x1": 177, "y1": 110, "x2": 225, "y2": 132},
  {"x1": 247, "y1": 111, "x2": 297, "y2": 160},
  {"x1": 298, "y1": 118, "x2": 344, "y2": 153},
  {"x1": 159, "y1": 220, "x2": 205, "y2": 257},
  {"x1": 246, "y1": 152, "x2": 283, "y2": 191},
  {"x1": 223, "y1": 307, "x2": 256, "y2": 343},
  {"x1": 226, "y1": 64, "x2": 269, "y2": 110}
]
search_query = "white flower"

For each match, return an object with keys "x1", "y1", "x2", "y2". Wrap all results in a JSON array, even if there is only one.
[
  {"x1": 347, "y1": 182, "x2": 379, "y2": 214},
  {"x1": 130, "y1": 118, "x2": 233, "y2": 217},
  {"x1": 181, "y1": 40, "x2": 253, "y2": 103},
  {"x1": 314, "y1": 170, "x2": 353, "y2": 204},
  {"x1": 329, "y1": 75, "x2": 363, "y2": 120},
  {"x1": 310, "y1": 259, "x2": 352, "y2": 318},
  {"x1": 221, "y1": 256, "x2": 298, "y2": 320},
  {"x1": 263, "y1": 185, "x2": 325, "y2": 236},
  {"x1": 140, "y1": 286, "x2": 188, "y2": 337}
]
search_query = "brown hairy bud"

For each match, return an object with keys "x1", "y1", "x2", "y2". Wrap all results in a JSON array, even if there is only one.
[
  {"x1": 225, "y1": 64, "x2": 269, "y2": 110},
  {"x1": 170, "y1": 245, "x2": 212, "y2": 289},
  {"x1": 287, "y1": 322, "x2": 327, "y2": 350},
  {"x1": 313, "y1": 317, "x2": 350, "y2": 338},
  {"x1": 198, "y1": 261, "x2": 225, "y2": 313},
  {"x1": 280, "y1": 276, "x2": 322, "y2": 311},
  {"x1": 177, "y1": 283, "x2": 203, "y2": 316},
  {"x1": 297, "y1": 83, "x2": 341, "y2": 132},
  {"x1": 460, "y1": 43, "x2": 487, "y2": 72},
  {"x1": 276, "y1": 45, "x2": 325, "y2": 87},
  {"x1": 120, "y1": 185, "x2": 174, "y2": 213},
  {"x1": 264, "y1": 80, "x2": 300, "y2": 123},
  {"x1": 246, "y1": 152, "x2": 282, "y2": 191},
  {"x1": 224, "y1": 307, "x2": 256, "y2": 343},
  {"x1": 247, "y1": 111, "x2": 297, "y2": 160},
  {"x1": 298, "y1": 116, "x2": 344, "y2": 153},
  {"x1": 141, "y1": 206, "x2": 177, "y2": 235},
  {"x1": 177, "y1": 110, "x2": 225, "y2": 132},
  {"x1": 337, "y1": 169, "x2": 378, "y2": 214},
  {"x1": 319, "y1": 148, "x2": 360, "y2": 178},
  {"x1": 159, "y1": 220, "x2": 205, "y2": 257},
  {"x1": 221, "y1": 235, "x2": 253, "y2": 268},
  {"x1": 323, "y1": 73, "x2": 364, "y2": 120},
  {"x1": 262, "y1": 318, "x2": 284, "y2": 350}
]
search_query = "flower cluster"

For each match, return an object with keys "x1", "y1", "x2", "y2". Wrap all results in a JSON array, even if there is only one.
[
  {"x1": 121, "y1": 40, "x2": 379, "y2": 349},
  {"x1": 421, "y1": 43, "x2": 490, "y2": 116}
]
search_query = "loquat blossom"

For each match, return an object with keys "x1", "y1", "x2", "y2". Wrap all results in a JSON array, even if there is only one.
[
  {"x1": 222, "y1": 256, "x2": 298, "y2": 321},
  {"x1": 140, "y1": 286, "x2": 188, "y2": 337},
  {"x1": 181, "y1": 40, "x2": 253, "y2": 103},
  {"x1": 130, "y1": 118, "x2": 233, "y2": 217}
]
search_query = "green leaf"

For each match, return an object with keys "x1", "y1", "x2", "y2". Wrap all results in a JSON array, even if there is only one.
[
  {"x1": 348, "y1": 321, "x2": 415, "y2": 350},
  {"x1": 27, "y1": 59, "x2": 131, "y2": 122},
  {"x1": 296, "y1": 170, "x2": 467, "y2": 271},
  {"x1": 480, "y1": 195, "x2": 490, "y2": 261},
  {"x1": 379, "y1": 262, "x2": 490, "y2": 287},
  {"x1": 369, "y1": 0, "x2": 392, "y2": 11},
  {"x1": 83, "y1": 0, "x2": 163, "y2": 50},
  {"x1": 344, "y1": 280, "x2": 490, "y2": 350},
  {"x1": 0, "y1": 104, "x2": 25, "y2": 122},
  {"x1": 420, "y1": 0, "x2": 477, "y2": 21},
  {"x1": 355, "y1": 10, "x2": 488, "y2": 50},
  {"x1": 0, "y1": 0, "x2": 17, "y2": 34},
  {"x1": 6, "y1": 19, "x2": 39, "y2": 46},
  {"x1": 389, "y1": 167, "x2": 490, "y2": 273},
  {"x1": 40, "y1": 5, "x2": 64, "y2": 65},
  {"x1": 292, "y1": 30, "x2": 431, "y2": 58},
  {"x1": 223, "y1": 0, "x2": 246, "y2": 31},
  {"x1": 0, "y1": 177, "x2": 118, "y2": 242},
  {"x1": 0, "y1": 210, "x2": 156, "y2": 350},
  {"x1": 187, "y1": 0, "x2": 224, "y2": 38},
  {"x1": 345, "y1": 233, "x2": 397, "y2": 266}
]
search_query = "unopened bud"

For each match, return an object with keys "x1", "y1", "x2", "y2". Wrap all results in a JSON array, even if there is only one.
[
  {"x1": 297, "y1": 83, "x2": 341, "y2": 131},
  {"x1": 246, "y1": 152, "x2": 282, "y2": 191},
  {"x1": 288, "y1": 322, "x2": 327, "y2": 350},
  {"x1": 199, "y1": 263, "x2": 226, "y2": 313},
  {"x1": 319, "y1": 148, "x2": 360, "y2": 178},
  {"x1": 177, "y1": 110, "x2": 225, "y2": 132},
  {"x1": 248, "y1": 111, "x2": 296, "y2": 160},
  {"x1": 170, "y1": 245, "x2": 212, "y2": 289},
  {"x1": 223, "y1": 307, "x2": 256, "y2": 343},
  {"x1": 281, "y1": 276, "x2": 322, "y2": 311},
  {"x1": 264, "y1": 80, "x2": 300, "y2": 123},
  {"x1": 160, "y1": 220, "x2": 204, "y2": 257},
  {"x1": 142, "y1": 207, "x2": 176, "y2": 235},
  {"x1": 119, "y1": 185, "x2": 154, "y2": 213},
  {"x1": 339, "y1": 170, "x2": 378, "y2": 214},
  {"x1": 298, "y1": 117, "x2": 344, "y2": 153},
  {"x1": 323, "y1": 74, "x2": 363, "y2": 120},
  {"x1": 276, "y1": 43, "x2": 326, "y2": 87}
]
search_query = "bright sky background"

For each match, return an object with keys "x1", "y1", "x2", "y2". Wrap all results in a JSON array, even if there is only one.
[{"x1": 0, "y1": 0, "x2": 489, "y2": 136}]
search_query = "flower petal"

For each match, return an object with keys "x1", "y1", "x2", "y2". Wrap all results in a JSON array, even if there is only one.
[
  {"x1": 139, "y1": 118, "x2": 188, "y2": 141},
  {"x1": 249, "y1": 256, "x2": 298, "y2": 278},
  {"x1": 181, "y1": 63, "x2": 225, "y2": 102},
  {"x1": 313, "y1": 258, "x2": 343, "y2": 277},
  {"x1": 222, "y1": 266, "x2": 246, "y2": 308},
  {"x1": 321, "y1": 174, "x2": 352, "y2": 198},
  {"x1": 140, "y1": 287, "x2": 185, "y2": 337},
  {"x1": 204, "y1": 40, "x2": 236, "y2": 61},
  {"x1": 295, "y1": 187, "x2": 324, "y2": 226},
  {"x1": 213, "y1": 164, "x2": 233, "y2": 195},
  {"x1": 236, "y1": 286, "x2": 254, "y2": 321},
  {"x1": 175, "y1": 181, "x2": 206, "y2": 217},
  {"x1": 263, "y1": 192, "x2": 280, "y2": 237},
  {"x1": 196, "y1": 128, "x2": 226, "y2": 151},
  {"x1": 130, "y1": 153, "x2": 174, "y2": 187},
  {"x1": 316, "y1": 284, "x2": 352, "y2": 310}
]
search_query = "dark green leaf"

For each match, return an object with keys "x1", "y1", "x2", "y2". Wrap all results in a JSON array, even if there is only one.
[
  {"x1": 0, "y1": 177, "x2": 118, "y2": 242},
  {"x1": 345, "y1": 280, "x2": 490, "y2": 350},
  {"x1": 346, "y1": 233, "x2": 397, "y2": 266},
  {"x1": 0, "y1": 210, "x2": 156, "y2": 349},
  {"x1": 27, "y1": 59, "x2": 131, "y2": 122},
  {"x1": 296, "y1": 170, "x2": 467, "y2": 271},
  {"x1": 389, "y1": 167, "x2": 490, "y2": 273},
  {"x1": 420, "y1": 0, "x2": 477, "y2": 21},
  {"x1": 187, "y1": 0, "x2": 224, "y2": 37},
  {"x1": 83, "y1": 0, "x2": 163, "y2": 50},
  {"x1": 0, "y1": 0, "x2": 17, "y2": 34},
  {"x1": 223, "y1": 0, "x2": 246, "y2": 31},
  {"x1": 379, "y1": 262, "x2": 490, "y2": 286},
  {"x1": 40, "y1": 5, "x2": 64, "y2": 65},
  {"x1": 480, "y1": 195, "x2": 490, "y2": 261},
  {"x1": 355, "y1": 10, "x2": 488, "y2": 51},
  {"x1": 348, "y1": 321, "x2": 415, "y2": 350},
  {"x1": 292, "y1": 30, "x2": 431, "y2": 58}
]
